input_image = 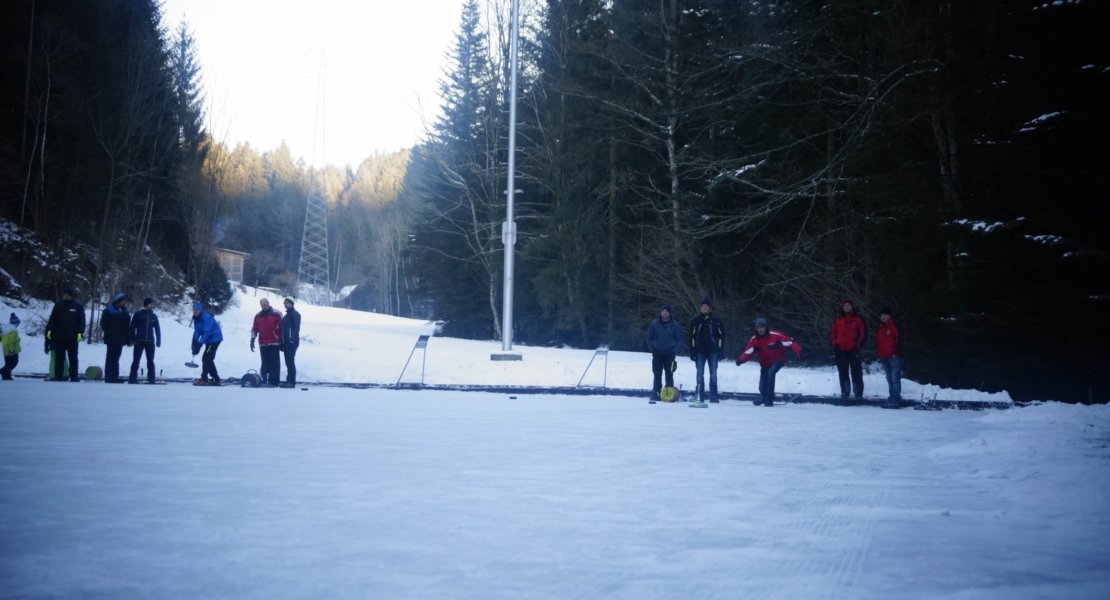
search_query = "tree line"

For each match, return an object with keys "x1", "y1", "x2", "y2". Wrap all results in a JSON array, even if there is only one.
[
  {"x1": 0, "y1": 0, "x2": 413, "y2": 322},
  {"x1": 402, "y1": 0, "x2": 1107, "y2": 402},
  {"x1": 2, "y1": 0, "x2": 1105, "y2": 402}
]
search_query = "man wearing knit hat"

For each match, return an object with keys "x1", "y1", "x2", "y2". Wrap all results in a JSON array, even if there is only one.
[
  {"x1": 646, "y1": 303, "x2": 684, "y2": 401},
  {"x1": 128, "y1": 298, "x2": 161, "y2": 384},
  {"x1": 46, "y1": 288, "x2": 85, "y2": 381},
  {"x1": 279, "y1": 296, "x2": 301, "y2": 388},
  {"x1": 101, "y1": 293, "x2": 132, "y2": 383},
  {"x1": 830, "y1": 298, "x2": 866, "y2": 401},
  {"x1": 191, "y1": 301, "x2": 224, "y2": 386},
  {"x1": 737, "y1": 317, "x2": 803, "y2": 406},
  {"x1": 689, "y1": 297, "x2": 725, "y2": 403}
]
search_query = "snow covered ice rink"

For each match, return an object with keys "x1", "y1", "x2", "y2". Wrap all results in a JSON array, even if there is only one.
[{"x1": 1, "y1": 383, "x2": 1108, "y2": 599}]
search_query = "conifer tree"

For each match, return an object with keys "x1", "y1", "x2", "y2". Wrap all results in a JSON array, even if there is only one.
[{"x1": 406, "y1": 0, "x2": 508, "y2": 339}]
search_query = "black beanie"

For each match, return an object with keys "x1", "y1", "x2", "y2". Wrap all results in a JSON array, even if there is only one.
[
  {"x1": 700, "y1": 296, "x2": 712, "y2": 308},
  {"x1": 660, "y1": 304, "x2": 672, "y2": 313},
  {"x1": 143, "y1": 297, "x2": 155, "y2": 307}
]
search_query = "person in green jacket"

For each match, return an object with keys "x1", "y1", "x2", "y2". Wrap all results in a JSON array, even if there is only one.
[{"x1": 1, "y1": 313, "x2": 21, "y2": 380}]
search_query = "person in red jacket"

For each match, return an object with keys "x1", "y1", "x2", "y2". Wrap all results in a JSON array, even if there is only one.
[
  {"x1": 876, "y1": 307, "x2": 905, "y2": 407},
  {"x1": 830, "y1": 298, "x2": 866, "y2": 401},
  {"x1": 736, "y1": 317, "x2": 803, "y2": 406},
  {"x1": 250, "y1": 298, "x2": 284, "y2": 386}
]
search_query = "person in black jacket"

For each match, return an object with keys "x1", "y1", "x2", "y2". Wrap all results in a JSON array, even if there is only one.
[
  {"x1": 128, "y1": 297, "x2": 162, "y2": 384},
  {"x1": 279, "y1": 296, "x2": 301, "y2": 388},
  {"x1": 689, "y1": 297, "x2": 725, "y2": 403},
  {"x1": 100, "y1": 293, "x2": 132, "y2": 383},
  {"x1": 45, "y1": 288, "x2": 86, "y2": 381}
]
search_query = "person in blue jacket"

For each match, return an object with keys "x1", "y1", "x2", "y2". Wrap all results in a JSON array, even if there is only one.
[
  {"x1": 100, "y1": 292, "x2": 132, "y2": 383},
  {"x1": 191, "y1": 301, "x2": 223, "y2": 386},
  {"x1": 646, "y1": 303, "x2": 684, "y2": 400}
]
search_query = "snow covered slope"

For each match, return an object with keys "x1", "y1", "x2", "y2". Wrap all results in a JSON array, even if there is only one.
[{"x1": 2, "y1": 287, "x2": 1011, "y2": 403}]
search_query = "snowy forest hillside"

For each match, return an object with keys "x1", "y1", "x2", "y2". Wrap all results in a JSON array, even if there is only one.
[{"x1": 1, "y1": 1, "x2": 1106, "y2": 403}]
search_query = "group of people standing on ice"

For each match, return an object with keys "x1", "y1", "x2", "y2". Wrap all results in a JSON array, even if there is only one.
[
  {"x1": 2, "y1": 289, "x2": 301, "y2": 388},
  {"x1": 189, "y1": 295, "x2": 300, "y2": 387},
  {"x1": 39, "y1": 291, "x2": 165, "y2": 384},
  {"x1": 246, "y1": 296, "x2": 301, "y2": 388},
  {"x1": 646, "y1": 297, "x2": 905, "y2": 408}
]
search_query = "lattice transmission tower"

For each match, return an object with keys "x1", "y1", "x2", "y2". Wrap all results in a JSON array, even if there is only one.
[
  {"x1": 297, "y1": 189, "x2": 330, "y2": 304},
  {"x1": 296, "y1": 49, "x2": 331, "y2": 304}
]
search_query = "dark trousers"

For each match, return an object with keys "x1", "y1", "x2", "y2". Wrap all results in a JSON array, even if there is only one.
[
  {"x1": 882, "y1": 356, "x2": 903, "y2": 401},
  {"x1": 651, "y1": 352, "x2": 675, "y2": 394},
  {"x1": 759, "y1": 361, "x2": 784, "y2": 405},
  {"x1": 201, "y1": 342, "x2": 221, "y2": 381},
  {"x1": 1, "y1": 354, "x2": 17, "y2": 379},
  {"x1": 283, "y1": 345, "x2": 297, "y2": 384},
  {"x1": 694, "y1": 353, "x2": 719, "y2": 400},
  {"x1": 835, "y1": 348, "x2": 864, "y2": 399},
  {"x1": 129, "y1": 341, "x2": 156, "y2": 382},
  {"x1": 259, "y1": 345, "x2": 281, "y2": 385},
  {"x1": 53, "y1": 340, "x2": 79, "y2": 381},
  {"x1": 105, "y1": 344, "x2": 124, "y2": 381}
]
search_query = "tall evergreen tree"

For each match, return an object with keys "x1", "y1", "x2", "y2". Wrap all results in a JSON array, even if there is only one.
[
  {"x1": 524, "y1": 0, "x2": 616, "y2": 346},
  {"x1": 405, "y1": 0, "x2": 508, "y2": 339}
]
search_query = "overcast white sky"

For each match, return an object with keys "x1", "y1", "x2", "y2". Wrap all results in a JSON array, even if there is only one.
[{"x1": 160, "y1": 0, "x2": 466, "y2": 168}]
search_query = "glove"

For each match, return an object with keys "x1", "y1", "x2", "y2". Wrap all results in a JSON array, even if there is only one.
[
  {"x1": 156, "y1": 342, "x2": 160, "y2": 348},
  {"x1": 191, "y1": 342, "x2": 201, "y2": 356},
  {"x1": 735, "y1": 358, "x2": 742, "y2": 366},
  {"x1": 44, "y1": 340, "x2": 51, "y2": 354},
  {"x1": 250, "y1": 338, "x2": 256, "y2": 352},
  {"x1": 689, "y1": 354, "x2": 696, "y2": 361},
  {"x1": 77, "y1": 333, "x2": 83, "y2": 342},
  {"x1": 671, "y1": 360, "x2": 678, "y2": 373}
]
